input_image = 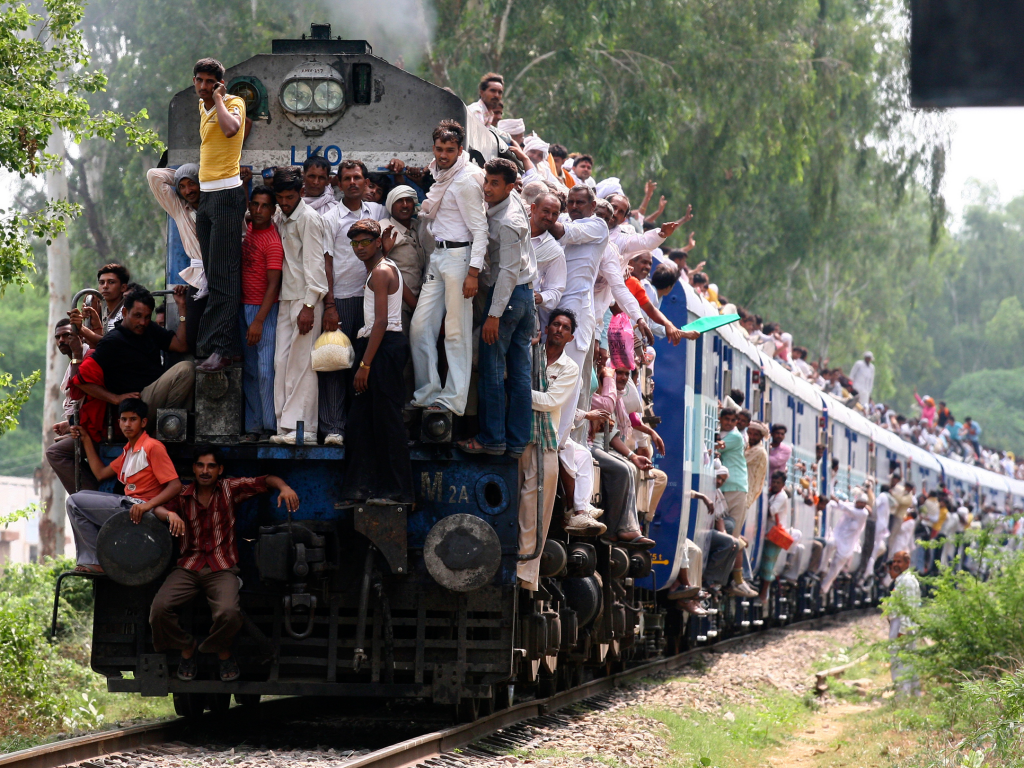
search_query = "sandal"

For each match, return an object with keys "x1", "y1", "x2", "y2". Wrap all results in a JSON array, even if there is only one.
[
  {"x1": 456, "y1": 437, "x2": 505, "y2": 456},
  {"x1": 677, "y1": 598, "x2": 707, "y2": 616},
  {"x1": 614, "y1": 534, "x2": 656, "y2": 550},
  {"x1": 219, "y1": 655, "x2": 241, "y2": 682},
  {"x1": 177, "y1": 648, "x2": 198, "y2": 682},
  {"x1": 667, "y1": 585, "x2": 701, "y2": 601}
]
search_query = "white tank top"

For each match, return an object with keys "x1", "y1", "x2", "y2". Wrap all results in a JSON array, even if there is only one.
[{"x1": 357, "y1": 258, "x2": 404, "y2": 338}]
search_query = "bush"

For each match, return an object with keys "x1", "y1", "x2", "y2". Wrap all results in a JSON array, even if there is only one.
[
  {"x1": 0, "y1": 558, "x2": 103, "y2": 740},
  {"x1": 884, "y1": 532, "x2": 1024, "y2": 684}
]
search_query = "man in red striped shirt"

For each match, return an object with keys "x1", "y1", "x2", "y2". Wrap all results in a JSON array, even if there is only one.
[{"x1": 149, "y1": 445, "x2": 299, "y2": 682}]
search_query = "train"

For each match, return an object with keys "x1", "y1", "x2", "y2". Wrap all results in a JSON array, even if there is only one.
[{"x1": 56, "y1": 24, "x2": 1024, "y2": 721}]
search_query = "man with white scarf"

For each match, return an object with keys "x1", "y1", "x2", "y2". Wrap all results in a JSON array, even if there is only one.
[
  {"x1": 147, "y1": 163, "x2": 207, "y2": 351},
  {"x1": 301, "y1": 154, "x2": 338, "y2": 216},
  {"x1": 523, "y1": 134, "x2": 562, "y2": 188},
  {"x1": 408, "y1": 120, "x2": 488, "y2": 416}
]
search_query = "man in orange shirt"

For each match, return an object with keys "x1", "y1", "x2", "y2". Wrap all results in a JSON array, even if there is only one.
[{"x1": 67, "y1": 399, "x2": 181, "y2": 573}]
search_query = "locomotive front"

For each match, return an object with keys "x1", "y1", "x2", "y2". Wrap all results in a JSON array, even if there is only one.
[{"x1": 83, "y1": 26, "x2": 644, "y2": 720}]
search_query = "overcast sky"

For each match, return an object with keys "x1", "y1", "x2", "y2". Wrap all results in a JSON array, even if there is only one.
[{"x1": 943, "y1": 107, "x2": 1024, "y2": 222}]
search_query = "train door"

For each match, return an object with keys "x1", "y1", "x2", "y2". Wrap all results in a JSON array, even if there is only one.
[{"x1": 648, "y1": 286, "x2": 700, "y2": 589}]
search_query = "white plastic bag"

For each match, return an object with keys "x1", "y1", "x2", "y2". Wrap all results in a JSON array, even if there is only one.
[{"x1": 311, "y1": 330, "x2": 354, "y2": 372}]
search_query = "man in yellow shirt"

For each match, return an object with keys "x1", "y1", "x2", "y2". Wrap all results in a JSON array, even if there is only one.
[{"x1": 193, "y1": 58, "x2": 247, "y2": 373}]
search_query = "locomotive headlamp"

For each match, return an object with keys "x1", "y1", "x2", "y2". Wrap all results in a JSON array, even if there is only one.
[{"x1": 279, "y1": 61, "x2": 346, "y2": 135}]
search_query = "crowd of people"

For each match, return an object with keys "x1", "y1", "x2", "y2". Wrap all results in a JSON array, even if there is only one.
[{"x1": 40, "y1": 60, "x2": 1011, "y2": 680}]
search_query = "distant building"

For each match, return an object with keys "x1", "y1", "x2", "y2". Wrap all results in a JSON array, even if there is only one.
[{"x1": 0, "y1": 475, "x2": 75, "y2": 565}]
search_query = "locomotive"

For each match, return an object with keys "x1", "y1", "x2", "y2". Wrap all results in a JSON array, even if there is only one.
[{"x1": 59, "y1": 24, "x2": 1024, "y2": 720}]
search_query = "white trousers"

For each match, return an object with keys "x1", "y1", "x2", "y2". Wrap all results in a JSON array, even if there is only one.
[
  {"x1": 556, "y1": 332, "x2": 593, "y2": 445},
  {"x1": 409, "y1": 245, "x2": 473, "y2": 415},
  {"x1": 274, "y1": 300, "x2": 322, "y2": 436},
  {"x1": 517, "y1": 445, "x2": 560, "y2": 591},
  {"x1": 559, "y1": 437, "x2": 593, "y2": 512}
]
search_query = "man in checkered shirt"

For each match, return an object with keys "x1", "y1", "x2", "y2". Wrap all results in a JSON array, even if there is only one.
[{"x1": 149, "y1": 444, "x2": 300, "y2": 683}]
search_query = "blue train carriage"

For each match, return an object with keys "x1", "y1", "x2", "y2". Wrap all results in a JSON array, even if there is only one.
[
  {"x1": 648, "y1": 278, "x2": 712, "y2": 591},
  {"x1": 757, "y1": 356, "x2": 824, "y2": 585}
]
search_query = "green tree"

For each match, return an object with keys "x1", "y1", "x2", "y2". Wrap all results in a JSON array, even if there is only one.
[{"x1": 0, "y1": 0, "x2": 159, "y2": 457}]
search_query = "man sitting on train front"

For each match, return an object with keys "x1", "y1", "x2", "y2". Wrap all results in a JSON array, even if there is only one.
[{"x1": 150, "y1": 445, "x2": 300, "y2": 683}]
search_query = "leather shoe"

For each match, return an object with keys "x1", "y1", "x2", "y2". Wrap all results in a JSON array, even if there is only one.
[{"x1": 197, "y1": 352, "x2": 229, "y2": 372}]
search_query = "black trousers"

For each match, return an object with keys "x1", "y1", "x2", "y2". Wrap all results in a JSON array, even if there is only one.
[
  {"x1": 196, "y1": 186, "x2": 247, "y2": 359},
  {"x1": 340, "y1": 332, "x2": 414, "y2": 502},
  {"x1": 318, "y1": 297, "x2": 363, "y2": 437}
]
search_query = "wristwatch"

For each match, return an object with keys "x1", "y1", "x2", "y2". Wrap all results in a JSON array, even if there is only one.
[
  {"x1": 70, "y1": 358, "x2": 81, "y2": 365},
  {"x1": 179, "y1": 315, "x2": 187, "y2": 323},
  {"x1": 304, "y1": 302, "x2": 314, "y2": 309}
]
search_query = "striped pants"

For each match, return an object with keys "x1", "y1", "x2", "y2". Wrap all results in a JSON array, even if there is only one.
[
  {"x1": 239, "y1": 303, "x2": 278, "y2": 435},
  {"x1": 317, "y1": 296, "x2": 363, "y2": 438},
  {"x1": 196, "y1": 186, "x2": 247, "y2": 359}
]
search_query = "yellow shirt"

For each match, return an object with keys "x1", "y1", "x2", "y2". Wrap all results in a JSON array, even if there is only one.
[{"x1": 198, "y1": 95, "x2": 245, "y2": 190}]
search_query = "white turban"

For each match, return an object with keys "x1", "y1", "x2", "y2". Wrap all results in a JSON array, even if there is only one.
[
  {"x1": 497, "y1": 118, "x2": 525, "y2": 135},
  {"x1": 385, "y1": 184, "x2": 418, "y2": 214},
  {"x1": 714, "y1": 459, "x2": 730, "y2": 477},
  {"x1": 853, "y1": 488, "x2": 869, "y2": 504},
  {"x1": 595, "y1": 177, "x2": 623, "y2": 200},
  {"x1": 523, "y1": 134, "x2": 550, "y2": 155}
]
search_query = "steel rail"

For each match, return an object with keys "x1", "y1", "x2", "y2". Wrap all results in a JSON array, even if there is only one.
[{"x1": 0, "y1": 609, "x2": 874, "y2": 768}]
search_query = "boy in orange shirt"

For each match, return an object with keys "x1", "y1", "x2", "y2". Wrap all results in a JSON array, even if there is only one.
[{"x1": 68, "y1": 399, "x2": 181, "y2": 573}]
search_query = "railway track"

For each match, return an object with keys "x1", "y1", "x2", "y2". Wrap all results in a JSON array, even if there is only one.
[{"x1": 0, "y1": 610, "x2": 872, "y2": 768}]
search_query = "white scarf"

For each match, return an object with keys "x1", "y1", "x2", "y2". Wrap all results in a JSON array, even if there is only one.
[
  {"x1": 303, "y1": 186, "x2": 338, "y2": 215},
  {"x1": 419, "y1": 152, "x2": 483, "y2": 221}
]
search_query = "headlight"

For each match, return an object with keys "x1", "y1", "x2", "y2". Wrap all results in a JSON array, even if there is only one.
[
  {"x1": 314, "y1": 80, "x2": 344, "y2": 111},
  {"x1": 282, "y1": 81, "x2": 313, "y2": 112}
]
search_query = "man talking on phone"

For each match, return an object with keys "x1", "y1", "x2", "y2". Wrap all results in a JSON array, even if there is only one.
[{"x1": 192, "y1": 58, "x2": 248, "y2": 373}]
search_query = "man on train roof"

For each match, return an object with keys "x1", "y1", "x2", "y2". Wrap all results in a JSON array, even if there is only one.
[
  {"x1": 149, "y1": 445, "x2": 300, "y2": 683},
  {"x1": 466, "y1": 72, "x2": 504, "y2": 126}
]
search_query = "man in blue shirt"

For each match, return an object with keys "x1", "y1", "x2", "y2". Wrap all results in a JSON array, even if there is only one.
[{"x1": 719, "y1": 407, "x2": 756, "y2": 597}]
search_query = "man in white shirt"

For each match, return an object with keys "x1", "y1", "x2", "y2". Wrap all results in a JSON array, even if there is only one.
[
  {"x1": 301, "y1": 154, "x2": 338, "y2": 216},
  {"x1": 849, "y1": 351, "x2": 875, "y2": 407},
  {"x1": 466, "y1": 72, "x2": 503, "y2": 126},
  {"x1": 546, "y1": 185, "x2": 611, "y2": 443},
  {"x1": 409, "y1": 120, "x2": 488, "y2": 416},
  {"x1": 886, "y1": 551, "x2": 921, "y2": 696},
  {"x1": 518, "y1": 310, "x2": 605, "y2": 589},
  {"x1": 820, "y1": 486, "x2": 872, "y2": 593},
  {"x1": 269, "y1": 167, "x2": 329, "y2": 445},
  {"x1": 319, "y1": 159, "x2": 387, "y2": 445},
  {"x1": 858, "y1": 484, "x2": 893, "y2": 585},
  {"x1": 606, "y1": 193, "x2": 691, "y2": 258},
  {"x1": 522, "y1": 185, "x2": 565, "y2": 333},
  {"x1": 569, "y1": 154, "x2": 597, "y2": 189},
  {"x1": 147, "y1": 163, "x2": 209, "y2": 352}
]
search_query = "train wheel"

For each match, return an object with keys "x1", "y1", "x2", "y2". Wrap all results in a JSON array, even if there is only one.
[{"x1": 172, "y1": 692, "x2": 206, "y2": 720}]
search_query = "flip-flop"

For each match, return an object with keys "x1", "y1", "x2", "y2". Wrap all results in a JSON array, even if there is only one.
[
  {"x1": 614, "y1": 536, "x2": 656, "y2": 550},
  {"x1": 456, "y1": 438, "x2": 488, "y2": 454},
  {"x1": 667, "y1": 585, "x2": 701, "y2": 601}
]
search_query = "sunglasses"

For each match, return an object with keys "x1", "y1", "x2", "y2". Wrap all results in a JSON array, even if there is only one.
[{"x1": 350, "y1": 238, "x2": 377, "y2": 247}]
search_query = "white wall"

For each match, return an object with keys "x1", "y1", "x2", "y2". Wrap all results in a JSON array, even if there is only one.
[{"x1": 0, "y1": 475, "x2": 75, "y2": 565}]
